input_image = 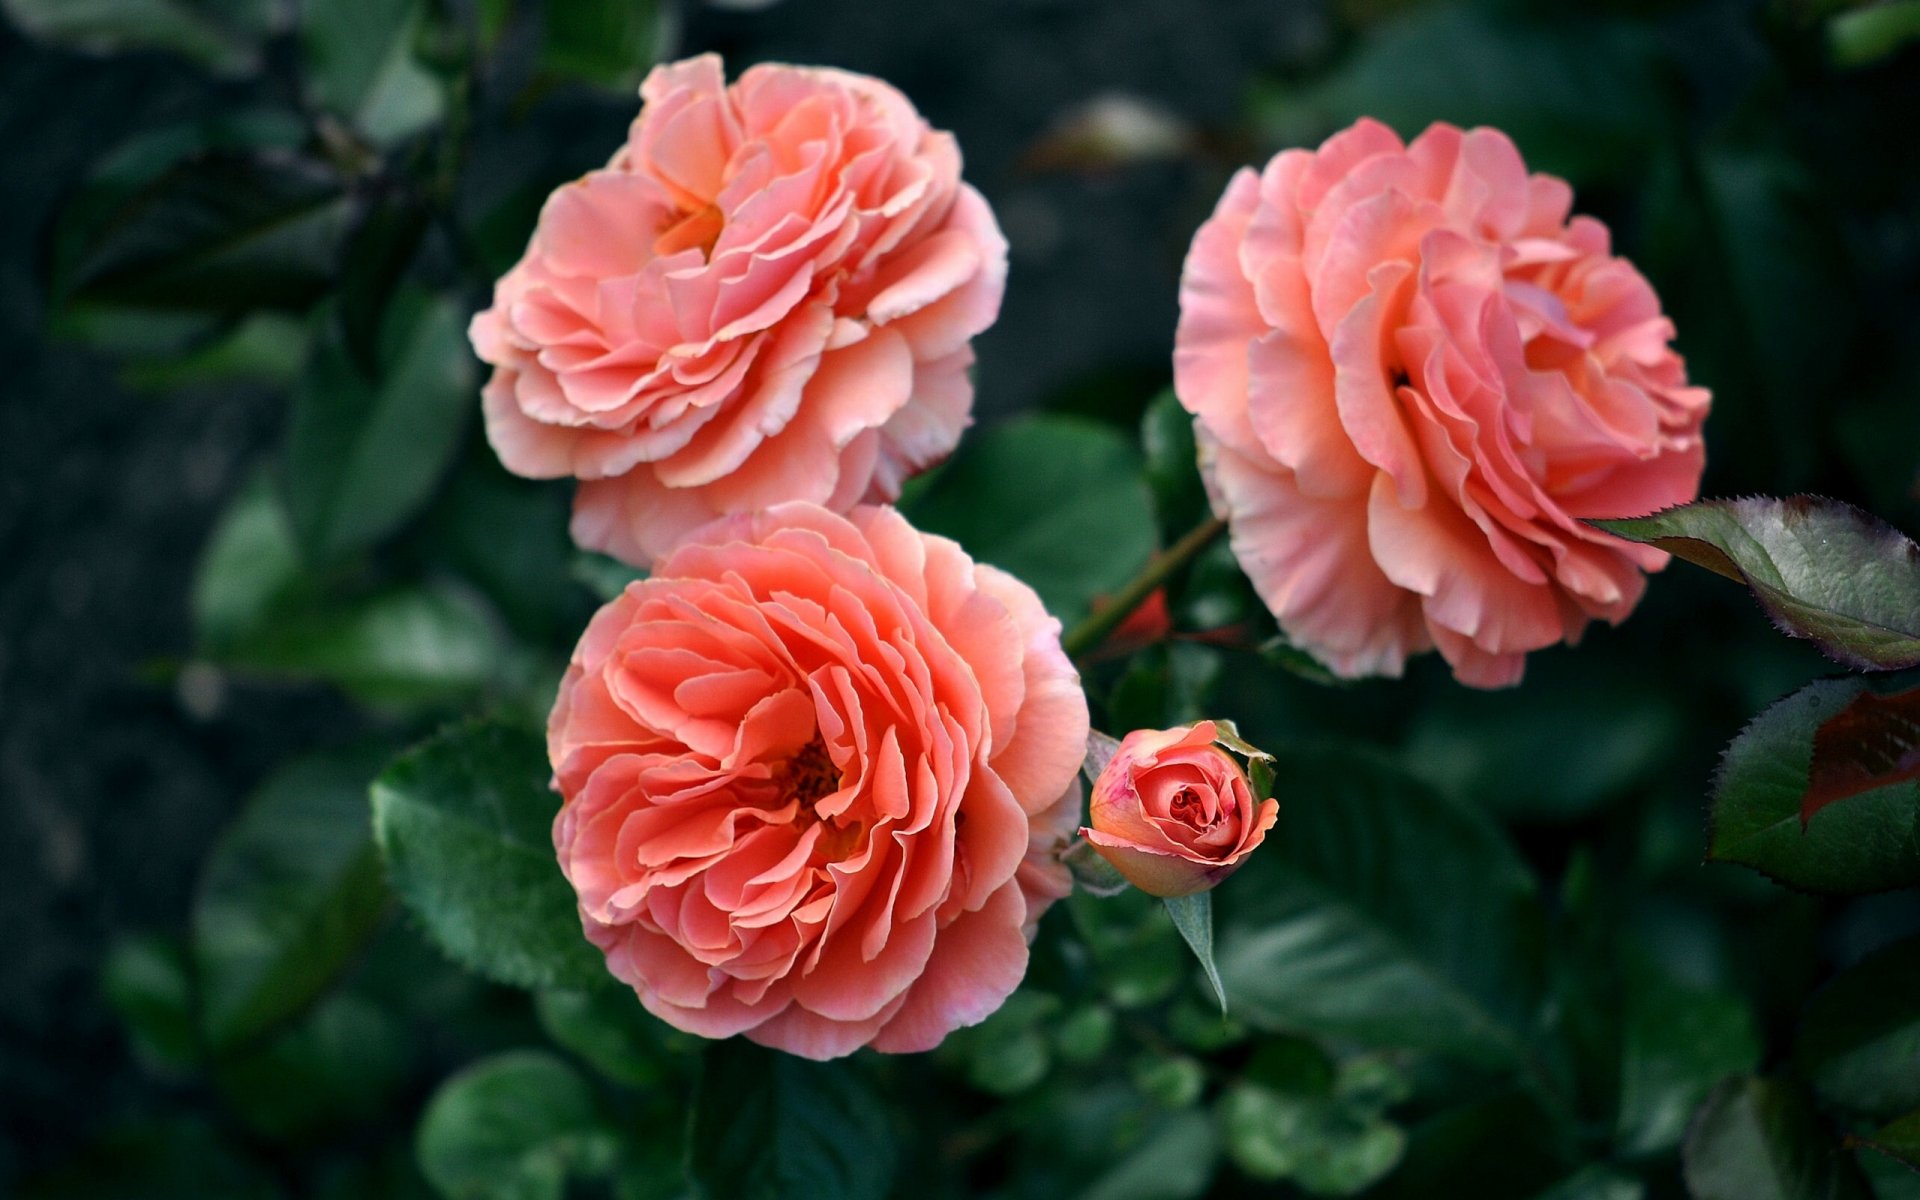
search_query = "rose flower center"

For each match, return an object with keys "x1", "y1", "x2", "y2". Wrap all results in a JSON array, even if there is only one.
[
  {"x1": 783, "y1": 736, "x2": 863, "y2": 859},
  {"x1": 655, "y1": 203, "x2": 725, "y2": 258},
  {"x1": 1167, "y1": 786, "x2": 1218, "y2": 832}
]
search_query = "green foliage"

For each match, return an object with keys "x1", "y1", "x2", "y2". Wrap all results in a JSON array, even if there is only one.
[
  {"x1": 541, "y1": 0, "x2": 668, "y2": 91},
  {"x1": 1250, "y1": 6, "x2": 1669, "y2": 184},
  {"x1": 1, "y1": 0, "x2": 277, "y2": 75},
  {"x1": 58, "y1": 149, "x2": 351, "y2": 313},
  {"x1": 301, "y1": 0, "x2": 444, "y2": 144},
  {"x1": 192, "y1": 747, "x2": 393, "y2": 1052},
  {"x1": 904, "y1": 414, "x2": 1159, "y2": 621},
  {"x1": 686, "y1": 1041, "x2": 897, "y2": 1200},
  {"x1": 99, "y1": 934, "x2": 199, "y2": 1076},
  {"x1": 416, "y1": 1051, "x2": 617, "y2": 1200},
  {"x1": 1597, "y1": 497, "x2": 1920, "y2": 671},
  {"x1": 1712, "y1": 678, "x2": 1920, "y2": 893},
  {"x1": 1613, "y1": 953, "x2": 1762, "y2": 1157},
  {"x1": 535, "y1": 985, "x2": 683, "y2": 1089},
  {"x1": 1682, "y1": 1077, "x2": 1870, "y2": 1200},
  {"x1": 371, "y1": 720, "x2": 608, "y2": 990},
  {"x1": 285, "y1": 293, "x2": 475, "y2": 564},
  {"x1": 1213, "y1": 747, "x2": 1548, "y2": 1074},
  {"x1": 1795, "y1": 937, "x2": 1920, "y2": 1119},
  {"x1": 1163, "y1": 893, "x2": 1226, "y2": 1015}
]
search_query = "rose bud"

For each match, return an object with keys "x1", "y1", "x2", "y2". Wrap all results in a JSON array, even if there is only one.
[{"x1": 1080, "y1": 721, "x2": 1278, "y2": 897}]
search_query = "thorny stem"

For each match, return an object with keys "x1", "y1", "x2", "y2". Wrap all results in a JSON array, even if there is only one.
[{"x1": 1060, "y1": 516, "x2": 1228, "y2": 661}]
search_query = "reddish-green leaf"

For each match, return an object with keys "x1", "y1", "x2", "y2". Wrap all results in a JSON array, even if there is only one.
[
  {"x1": 1802, "y1": 685, "x2": 1920, "y2": 826},
  {"x1": 1853, "y1": 1110, "x2": 1920, "y2": 1173},
  {"x1": 1594, "y1": 497, "x2": 1920, "y2": 670}
]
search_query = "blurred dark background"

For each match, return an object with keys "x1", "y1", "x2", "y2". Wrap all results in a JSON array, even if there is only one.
[{"x1": 4, "y1": 0, "x2": 1919, "y2": 1195}]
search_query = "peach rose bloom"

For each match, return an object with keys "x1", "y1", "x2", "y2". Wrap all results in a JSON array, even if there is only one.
[
  {"x1": 471, "y1": 54, "x2": 1007, "y2": 566},
  {"x1": 1082, "y1": 722, "x2": 1276, "y2": 897},
  {"x1": 1175, "y1": 119, "x2": 1710, "y2": 687},
  {"x1": 548, "y1": 502, "x2": 1088, "y2": 1059}
]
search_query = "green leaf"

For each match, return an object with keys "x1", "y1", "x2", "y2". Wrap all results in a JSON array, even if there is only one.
[
  {"x1": 903, "y1": 414, "x2": 1159, "y2": 621},
  {"x1": 193, "y1": 472, "x2": 306, "y2": 651},
  {"x1": 17, "y1": 1117, "x2": 279, "y2": 1200},
  {"x1": 285, "y1": 293, "x2": 475, "y2": 564},
  {"x1": 1081, "y1": 1108, "x2": 1218, "y2": 1200},
  {"x1": 1164, "y1": 893, "x2": 1226, "y2": 1014},
  {"x1": 416, "y1": 1050, "x2": 617, "y2": 1200},
  {"x1": 1795, "y1": 936, "x2": 1920, "y2": 1119},
  {"x1": 100, "y1": 933, "x2": 200, "y2": 1076},
  {"x1": 61, "y1": 150, "x2": 350, "y2": 313},
  {"x1": 192, "y1": 747, "x2": 393, "y2": 1052},
  {"x1": 572, "y1": 549, "x2": 647, "y2": 604},
  {"x1": 1799, "y1": 684, "x2": 1920, "y2": 826},
  {"x1": 1614, "y1": 954, "x2": 1761, "y2": 1157},
  {"x1": 1682, "y1": 1077, "x2": 1870, "y2": 1200},
  {"x1": 1594, "y1": 497, "x2": 1920, "y2": 671},
  {"x1": 1140, "y1": 387, "x2": 1207, "y2": 538},
  {"x1": 371, "y1": 720, "x2": 607, "y2": 990},
  {"x1": 1, "y1": 0, "x2": 277, "y2": 75},
  {"x1": 686, "y1": 1041, "x2": 896, "y2": 1200},
  {"x1": 1531, "y1": 1168, "x2": 1645, "y2": 1200},
  {"x1": 535, "y1": 986, "x2": 680, "y2": 1089},
  {"x1": 218, "y1": 582, "x2": 506, "y2": 707},
  {"x1": 1218, "y1": 1083, "x2": 1405, "y2": 1195},
  {"x1": 214, "y1": 993, "x2": 412, "y2": 1142},
  {"x1": 1212, "y1": 747, "x2": 1547, "y2": 1073},
  {"x1": 302, "y1": 0, "x2": 444, "y2": 143},
  {"x1": 1250, "y1": 6, "x2": 1668, "y2": 185},
  {"x1": 1829, "y1": 1, "x2": 1920, "y2": 68},
  {"x1": 1711, "y1": 678, "x2": 1920, "y2": 894},
  {"x1": 1855, "y1": 1110, "x2": 1920, "y2": 1173},
  {"x1": 541, "y1": 0, "x2": 668, "y2": 90}
]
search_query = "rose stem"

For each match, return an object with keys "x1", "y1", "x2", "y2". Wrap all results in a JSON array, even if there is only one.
[{"x1": 1060, "y1": 515, "x2": 1228, "y2": 661}]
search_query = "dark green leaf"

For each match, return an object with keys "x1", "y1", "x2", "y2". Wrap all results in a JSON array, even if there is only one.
[
  {"x1": 1829, "y1": 2, "x2": 1920, "y2": 68},
  {"x1": 1614, "y1": 954, "x2": 1761, "y2": 1157},
  {"x1": 1164, "y1": 893, "x2": 1226, "y2": 1015},
  {"x1": 1681, "y1": 1077, "x2": 1870, "y2": 1200},
  {"x1": 214, "y1": 993, "x2": 412, "y2": 1141},
  {"x1": 1531, "y1": 1168, "x2": 1645, "y2": 1200},
  {"x1": 1855, "y1": 1110, "x2": 1920, "y2": 1173},
  {"x1": 1711, "y1": 678, "x2": 1920, "y2": 894},
  {"x1": 686, "y1": 1041, "x2": 896, "y2": 1200},
  {"x1": 371, "y1": 719, "x2": 607, "y2": 990},
  {"x1": 541, "y1": 0, "x2": 667, "y2": 90},
  {"x1": 1367, "y1": 1091, "x2": 1568, "y2": 1200},
  {"x1": 1218, "y1": 1083, "x2": 1404, "y2": 1195},
  {"x1": 1795, "y1": 937, "x2": 1920, "y2": 1119},
  {"x1": 1, "y1": 0, "x2": 277, "y2": 75},
  {"x1": 1594, "y1": 497, "x2": 1920, "y2": 671},
  {"x1": 100, "y1": 933, "x2": 200, "y2": 1076},
  {"x1": 303, "y1": 0, "x2": 444, "y2": 143},
  {"x1": 192, "y1": 747, "x2": 393, "y2": 1052},
  {"x1": 120, "y1": 312, "x2": 307, "y2": 391},
  {"x1": 219, "y1": 582, "x2": 506, "y2": 706},
  {"x1": 902, "y1": 414, "x2": 1158, "y2": 621},
  {"x1": 536, "y1": 986, "x2": 680, "y2": 1089},
  {"x1": 192, "y1": 472, "x2": 305, "y2": 652},
  {"x1": 416, "y1": 1050, "x2": 616, "y2": 1200},
  {"x1": 1213, "y1": 747, "x2": 1547, "y2": 1073},
  {"x1": 18, "y1": 1117, "x2": 279, "y2": 1200},
  {"x1": 285, "y1": 292, "x2": 475, "y2": 564},
  {"x1": 1800, "y1": 685, "x2": 1920, "y2": 826},
  {"x1": 1250, "y1": 7, "x2": 1669, "y2": 184},
  {"x1": 571, "y1": 550, "x2": 647, "y2": 605},
  {"x1": 62, "y1": 150, "x2": 350, "y2": 313},
  {"x1": 1140, "y1": 387, "x2": 1206, "y2": 538},
  {"x1": 1081, "y1": 1109, "x2": 1217, "y2": 1200}
]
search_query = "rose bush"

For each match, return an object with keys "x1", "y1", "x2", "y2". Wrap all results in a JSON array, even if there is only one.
[
  {"x1": 1082, "y1": 721, "x2": 1276, "y2": 897},
  {"x1": 547, "y1": 501, "x2": 1087, "y2": 1059},
  {"x1": 1175, "y1": 119, "x2": 1710, "y2": 687},
  {"x1": 471, "y1": 54, "x2": 1008, "y2": 566}
]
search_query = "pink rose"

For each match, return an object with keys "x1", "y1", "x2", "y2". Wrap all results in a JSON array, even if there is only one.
[
  {"x1": 471, "y1": 54, "x2": 1008, "y2": 566},
  {"x1": 1081, "y1": 722, "x2": 1277, "y2": 898},
  {"x1": 548, "y1": 502, "x2": 1088, "y2": 1059},
  {"x1": 1174, "y1": 119, "x2": 1709, "y2": 687}
]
